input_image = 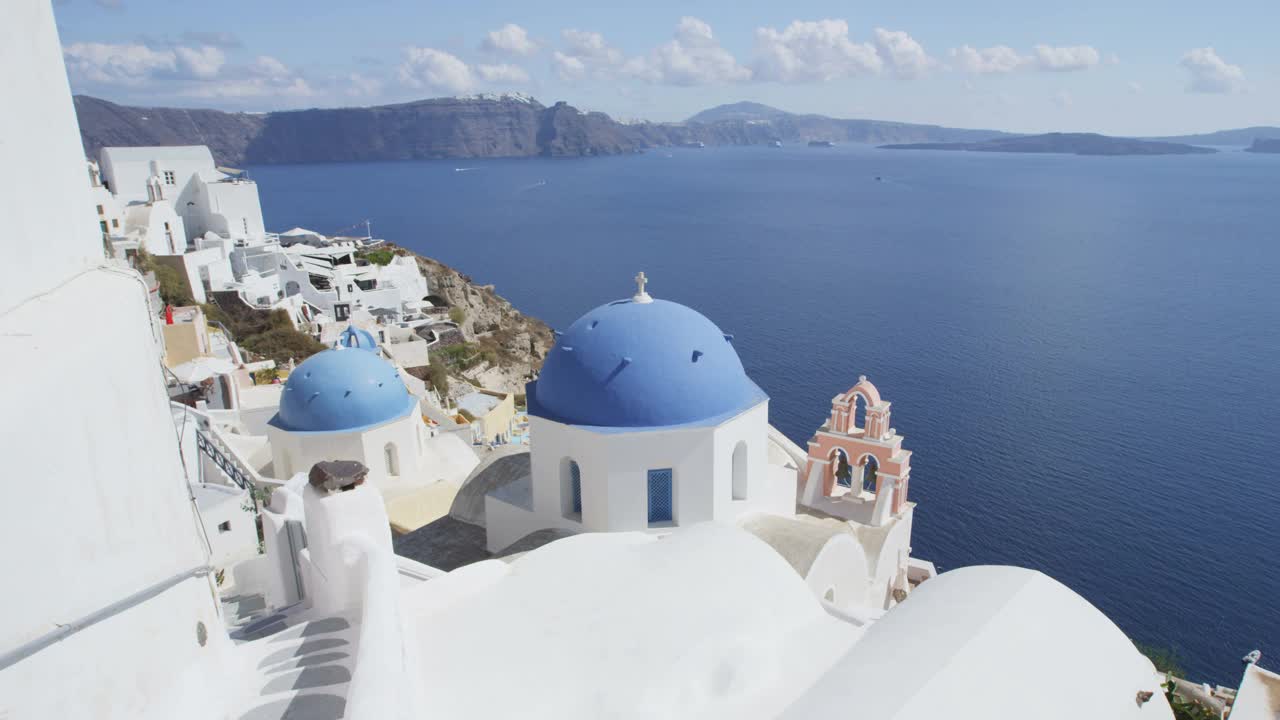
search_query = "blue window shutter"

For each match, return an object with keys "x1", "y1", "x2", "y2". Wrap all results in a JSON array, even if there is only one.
[
  {"x1": 570, "y1": 461, "x2": 582, "y2": 514},
  {"x1": 647, "y1": 468, "x2": 673, "y2": 523}
]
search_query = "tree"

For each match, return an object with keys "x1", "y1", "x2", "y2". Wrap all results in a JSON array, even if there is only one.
[
  {"x1": 135, "y1": 248, "x2": 193, "y2": 306},
  {"x1": 426, "y1": 358, "x2": 450, "y2": 396}
]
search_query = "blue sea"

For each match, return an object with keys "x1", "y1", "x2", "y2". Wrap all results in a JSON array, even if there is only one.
[{"x1": 251, "y1": 144, "x2": 1280, "y2": 684}]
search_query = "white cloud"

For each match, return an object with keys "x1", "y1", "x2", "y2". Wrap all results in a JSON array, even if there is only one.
[
  {"x1": 949, "y1": 45, "x2": 1027, "y2": 74},
  {"x1": 561, "y1": 29, "x2": 624, "y2": 66},
  {"x1": 551, "y1": 51, "x2": 587, "y2": 81},
  {"x1": 873, "y1": 28, "x2": 934, "y2": 79},
  {"x1": 622, "y1": 17, "x2": 751, "y2": 85},
  {"x1": 950, "y1": 43, "x2": 1103, "y2": 74},
  {"x1": 398, "y1": 47, "x2": 473, "y2": 94},
  {"x1": 1033, "y1": 44, "x2": 1100, "y2": 72},
  {"x1": 551, "y1": 29, "x2": 625, "y2": 81},
  {"x1": 477, "y1": 63, "x2": 531, "y2": 84},
  {"x1": 1180, "y1": 47, "x2": 1245, "y2": 94},
  {"x1": 345, "y1": 73, "x2": 384, "y2": 98},
  {"x1": 183, "y1": 55, "x2": 313, "y2": 100},
  {"x1": 753, "y1": 19, "x2": 881, "y2": 82},
  {"x1": 482, "y1": 23, "x2": 538, "y2": 56},
  {"x1": 63, "y1": 42, "x2": 225, "y2": 84},
  {"x1": 249, "y1": 55, "x2": 291, "y2": 79}
]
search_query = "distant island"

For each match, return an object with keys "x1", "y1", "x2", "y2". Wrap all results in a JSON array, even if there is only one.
[
  {"x1": 1245, "y1": 138, "x2": 1280, "y2": 154},
  {"x1": 879, "y1": 133, "x2": 1217, "y2": 156},
  {"x1": 74, "y1": 94, "x2": 1273, "y2": 165},
  {"x1": 73, "y1": 96, "x2": 1012, "y2": 166}
]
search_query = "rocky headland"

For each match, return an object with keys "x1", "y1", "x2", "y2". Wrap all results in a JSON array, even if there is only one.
[{"x1": 387, "y1": 244, "x2": 554, "y2": 397}]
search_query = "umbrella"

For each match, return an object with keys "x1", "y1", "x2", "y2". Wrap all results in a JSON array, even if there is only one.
[{"x1": 171, "y1": 356, "x2": 237, "y2": 384}]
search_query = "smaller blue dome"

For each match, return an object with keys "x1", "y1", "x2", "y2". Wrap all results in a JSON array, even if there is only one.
[
  {"x1": 337, "y1": 325, "x2": 378, "y2": 352},
  {"x1": 271, "y1": 349, "x2": 416, "y2": 432}
]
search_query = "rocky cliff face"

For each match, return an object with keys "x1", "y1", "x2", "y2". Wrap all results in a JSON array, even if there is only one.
[
  {"x1": 75, "y1": 94, "x2": 1013, "y2": 165},
  {"x1": 75, "y1": 95, "x2": 266, "y2": 166},
  {"x1": 76, "y1": 94, "x2": 649, "y2": 165},
  {"x1": 396, "y1": 245, "x2": 555, "y2": 395}
]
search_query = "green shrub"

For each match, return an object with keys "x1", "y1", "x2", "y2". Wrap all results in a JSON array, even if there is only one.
[
  {"x1": 449, "y1": 306, "x2": 466, "y2": 325},
  {"x1": 241, "y1": 327, "x2": 326, "y2": 366},
  {"x1": 361, "y1": 249, "x2": 395, "y2": 266},
  {"x1": 426, "y1": 359, "x2": 450, "y2": 395}
]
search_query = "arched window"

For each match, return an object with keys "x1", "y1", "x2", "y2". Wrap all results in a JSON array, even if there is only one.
[
  {"x1": 731, "y1": 441, "x2": 748, "y2": 500},
  {"x1": 285, "y1": 280, "x2": 301, "y2": 297},
  {"x1": 852, "y1": 394, "x2": 868, "y2": 432},
  {"x1": 834, "y1": 448, "x2": 853, "y2": 488},
  {"x1": 384, "y1": 442, "x2": 399, "y2": 476},
  {"x1": 562, "y1": 458, "x2": 582, "y2": 519},
  {"x1": 861, "y1": 455, "x2": 879, "y2": 494}
]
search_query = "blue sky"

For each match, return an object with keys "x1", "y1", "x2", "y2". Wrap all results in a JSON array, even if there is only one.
[{"x1": 54, "y1": 0, "x2": 1278, "y2": 135}]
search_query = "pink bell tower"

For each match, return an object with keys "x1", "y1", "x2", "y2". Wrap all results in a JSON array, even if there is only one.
[{"x1": 797, "y1": 376, "x2": 913, "y2": 526}]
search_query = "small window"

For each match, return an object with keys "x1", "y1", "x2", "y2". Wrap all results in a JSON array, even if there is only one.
[
  {"x1": 731, "y1": 441, "x2": 748, "y2": 500},
  {"x1": 384, "y1": 443, "x2": 399, "y2": 476},
  {"x1": 164, "y1": 170, "x2": 176, "y2": 185},
  {"x1": 96, "y1": 204, "x2": 104, "y2": 216},
  {"x1": 562, "y1": 459, "x2": 582, "y2": 519},
  {"x1": 217, "y1": 521, "x2": 231, "y2": 533},
  {"x1": 647, "y1": 468, "x2": 673, "y2": 524},
  {"x1": 334, "y1": 303, "x2": 350, "y2": 321},
  {"x1": 111, "y1": 218, "x2": 119, "y2": 228},
  {"x1": 243, "y1": 218, "x2": 249, "y2": 235}
]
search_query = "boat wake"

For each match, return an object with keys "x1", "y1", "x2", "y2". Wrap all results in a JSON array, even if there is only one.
[{"x1": 455, "y1": 167, "x2": 478, "y2": 173}]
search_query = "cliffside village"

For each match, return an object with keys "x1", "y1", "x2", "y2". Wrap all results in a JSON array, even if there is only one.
[
  {"x1": 5, "y1": 7, "x2": 1275, "y2": 717},
  {"x1": 89, "y1": 143, "x2": 530, "y2": 533}
]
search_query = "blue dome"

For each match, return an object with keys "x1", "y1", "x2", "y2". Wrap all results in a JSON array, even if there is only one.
[
  {"x1": 528, "y1": 298, "x2": 766, "y2": 429},
  {"x1": 337, "y1": 325, "x2": 378, "y2": 352},
  {"x1": 271, "y1": 349, "x2": 416, "y2": 432}
]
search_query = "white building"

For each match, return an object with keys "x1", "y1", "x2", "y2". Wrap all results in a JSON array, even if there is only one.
[
  {"x1": 89, "y1": 143, "x2": 433, "y2": 325},
  {"x1": 487, "y1": 278, "x2": 795, "y2": 551},
  {"x1": 1, "y1": 6, "x2": 1191, "y2": 719},
  {"x1": 273, "y1": 242, "x2": 430, "y2": 324},
  {"x1": 98, "y1": 145, "x2": 266, "y2": 246}
]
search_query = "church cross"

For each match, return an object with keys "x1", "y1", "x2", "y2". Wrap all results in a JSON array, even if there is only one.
[{"x1": 633, "y1": 271, "x2": 652, "y2": 303}]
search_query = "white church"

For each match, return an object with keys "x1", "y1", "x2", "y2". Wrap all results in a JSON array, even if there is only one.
[
  {"x1": 8, "y1": 3, "x2": 1275, "y2": 719},
  {"x1": 479, "y1": 273, "x2": 923, "y2": 612}
]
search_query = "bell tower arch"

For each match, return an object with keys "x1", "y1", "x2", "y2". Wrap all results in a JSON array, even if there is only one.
[{"x1": 798, "y1": 376, "x2": 913, "y2": 526}]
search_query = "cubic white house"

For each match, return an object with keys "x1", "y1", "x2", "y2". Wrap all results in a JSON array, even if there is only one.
[{"x1": 90, "y1": 143, "x2": 431, "y2": 325}]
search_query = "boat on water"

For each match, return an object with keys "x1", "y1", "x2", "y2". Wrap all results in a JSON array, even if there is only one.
[
  {"x1": 1243, "y1": 649, "x2": 1262, "y2": 664},
  {"x1": 771, "y1": 140, "x2": 782, "y2": 148},
  {"x1": 682, "y1": 141, "x2": 706, "y2": 149},
  {"x1": 808, "y1": 140, "x2": 835, "y2": 148}
]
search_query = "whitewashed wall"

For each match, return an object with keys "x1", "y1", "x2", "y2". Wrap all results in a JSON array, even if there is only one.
[
  {"x1": 0, "y1": 5, "x2": 233, "y2": 716},
  {"x1": 489, "y1": 402, "x2": 793, "y2": 551}
]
